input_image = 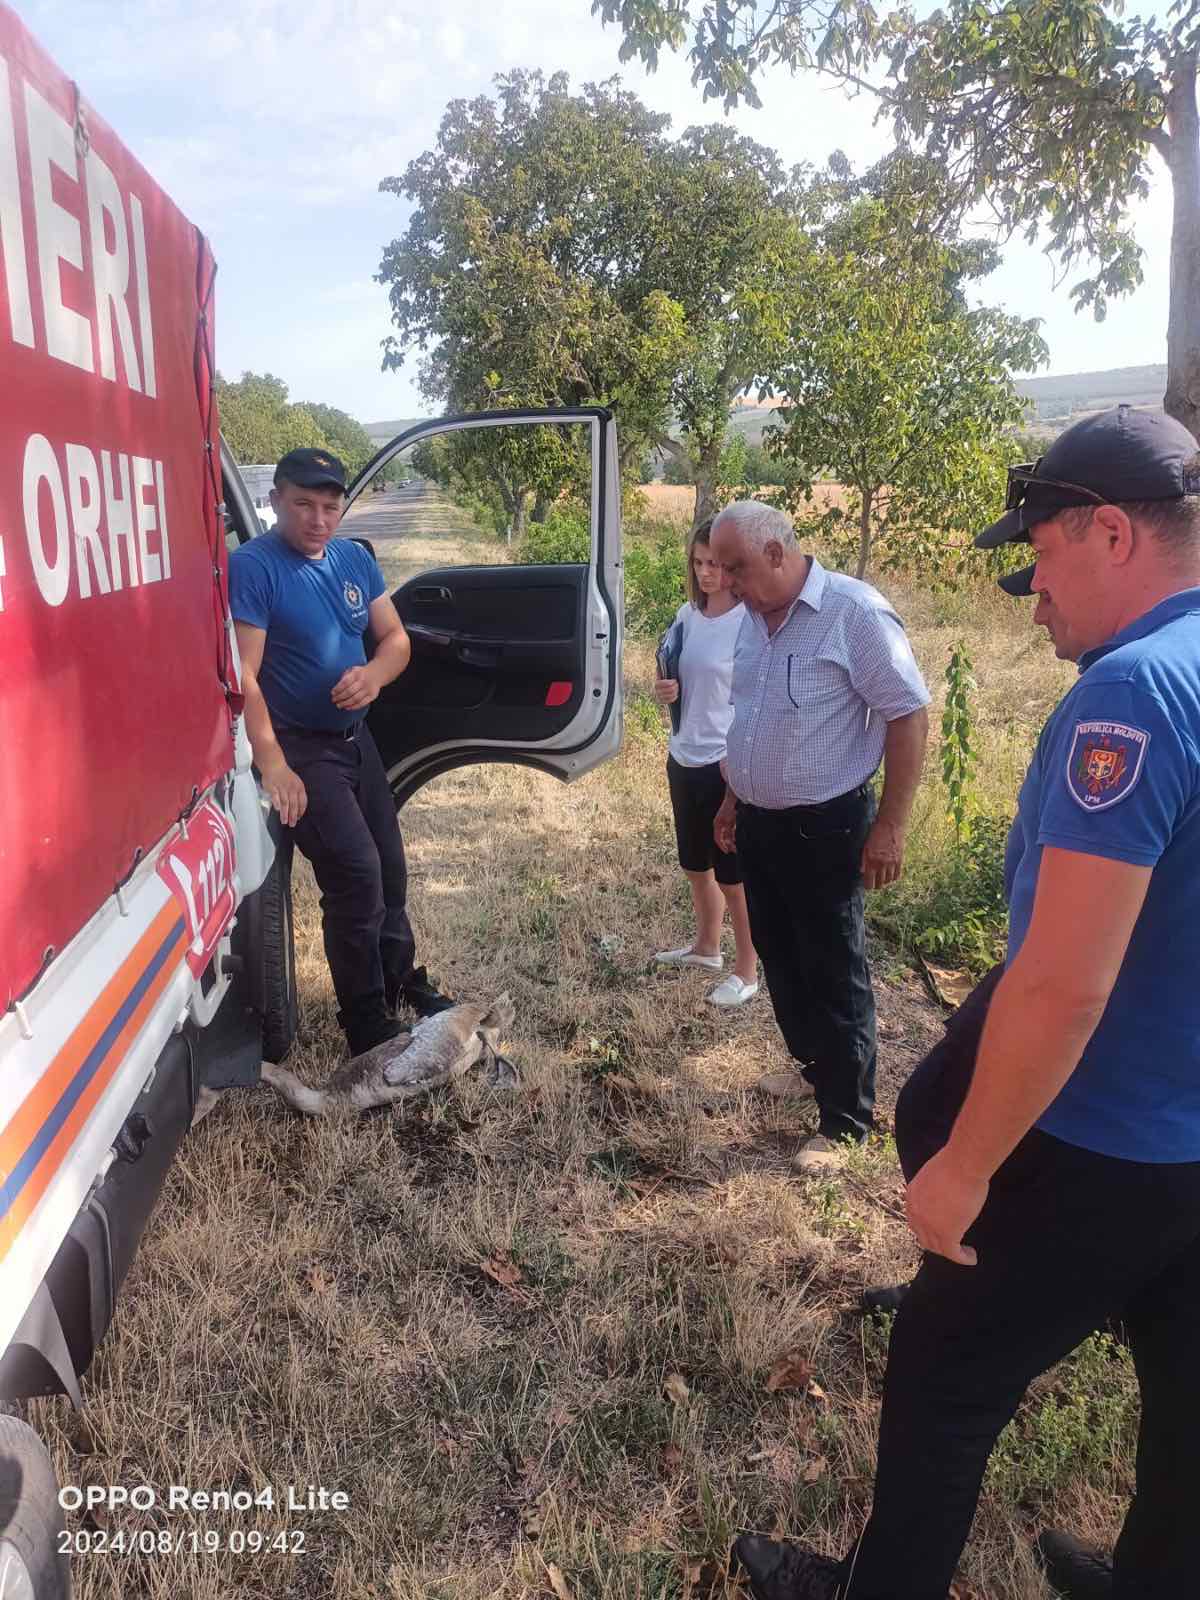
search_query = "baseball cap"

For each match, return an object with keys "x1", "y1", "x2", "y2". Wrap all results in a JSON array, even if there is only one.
[
  {"x1": 975, "y1": 406, "x2": 1200, "y2": 595},
  {"x1": 274, "y1": 447, "x2": 348, "y2": 492}
]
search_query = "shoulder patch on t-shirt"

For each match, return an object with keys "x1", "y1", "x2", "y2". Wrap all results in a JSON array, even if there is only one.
[{"x1": 1065, "y1": 719, "x2": 1150, "y2": 812}]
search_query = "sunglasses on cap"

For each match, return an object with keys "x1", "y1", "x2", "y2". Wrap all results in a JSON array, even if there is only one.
[{"x1": 1005, "y1": 462, "x2": 1107, "y2": 513}]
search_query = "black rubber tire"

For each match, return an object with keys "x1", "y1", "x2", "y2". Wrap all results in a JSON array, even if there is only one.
[
  {"x1": 0, "y1": 1416, "x2": 70, "y2": 1598},
  {"x1": 259, "y1": 843, "x2": 299, "y2": 1065}
]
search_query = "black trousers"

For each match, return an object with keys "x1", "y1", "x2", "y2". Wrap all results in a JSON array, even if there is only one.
[
  {"x1": 844, "y1": 969, "x2": 1200, "y2": 1599},
  {"x1": 736, "y1": 785, "x2": 876, "y2": 1142},
  {"x1": 277, "y1": 723, "x2": 416, "y2": 1050}
]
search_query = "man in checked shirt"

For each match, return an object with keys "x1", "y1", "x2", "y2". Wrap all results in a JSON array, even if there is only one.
[{"x1": 711, "y1": 502, "x2": 930, "y2": 1170}]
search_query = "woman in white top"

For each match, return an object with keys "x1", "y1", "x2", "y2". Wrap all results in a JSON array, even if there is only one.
[{"x1": 652, "y1": 518, "x2": 759, "y2": 1006}]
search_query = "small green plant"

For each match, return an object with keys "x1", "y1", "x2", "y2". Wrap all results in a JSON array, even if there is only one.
[{"x1": 942, "y1": 642, "x2": 977, "y2": 842}]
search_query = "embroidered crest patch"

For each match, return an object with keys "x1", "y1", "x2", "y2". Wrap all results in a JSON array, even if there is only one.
[
  {"x1": 343, "y1": 580, "x2": 363, "y2": 611},
  {"x1": 1066, "y1": 719, "x2": 1149, "y2": 811}
]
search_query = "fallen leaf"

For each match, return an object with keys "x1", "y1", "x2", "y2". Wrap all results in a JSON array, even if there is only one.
[
  {"x1": 547, "y1": 1405, "x2": 576, "y2": 1429},
  {"x1": 308, "y1": 1264, "x2": 332, "y2": 1296},
  {"x1": 807, "y1": 1381, "x2": 830, "y2": 1406},
  {"x1": 663, "y1": 1372, "x2": 691, "y2": 1405},
  {"x1": 544, "y1": 1561, "x2": 575, "y2": 1600},
  {"x1": 765, "y1": 1351, "x2": 814, "y2": 1393},
  {"x1": 802, "y1": 1454, "x2": 828, "y2": 1484},
  {"x1": 481, "y1": 1255, "x2": 523, "y2": 1289},
  {"x1": 926, "y1": 962, "x2": 974, "y2": 1007},
  {"x1": 661, "y1": 1442, "x2": 684, "y2": 1475}
]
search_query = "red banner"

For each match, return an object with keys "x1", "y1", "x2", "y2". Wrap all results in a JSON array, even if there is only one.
[{"x1": 0, "y1": 3, "x2": 234, "y2": 1008}]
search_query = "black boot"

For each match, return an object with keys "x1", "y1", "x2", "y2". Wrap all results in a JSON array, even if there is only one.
[
  {"x1": 1035, "y1": 1530, "x2": 1113, "y2": 1599},
  {"x1": 861, "y1": 1281, "x2": 911, "y2": 1316},
  {"x1": 396, "y1": 965, "x2": 455, "y2": 1018},
  {"x1": 346, "y1": 1016, "x2": 405, "y2": 1060},
  {"x1": 732, "y1": 1535, "x2": 844, "y2": 1600}
]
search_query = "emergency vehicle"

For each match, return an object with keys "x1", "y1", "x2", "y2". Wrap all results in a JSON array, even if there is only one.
[{"x1": 0, "y1": 7, "x2": 622, "y2": 1591}]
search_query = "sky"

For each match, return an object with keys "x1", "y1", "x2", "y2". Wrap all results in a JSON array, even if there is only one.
[{"x1": 20, "y1": 0, "x2": 1172, "y2": 428}]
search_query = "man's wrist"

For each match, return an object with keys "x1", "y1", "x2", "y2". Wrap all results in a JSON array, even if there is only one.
[{"x1": 940, "y1": 1132, "x2": 996, "y2": 1186}]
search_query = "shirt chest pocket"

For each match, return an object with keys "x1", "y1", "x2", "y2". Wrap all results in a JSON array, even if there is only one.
[{"x1": 785, "y1": 654, "x2": 847, "y2": 710}]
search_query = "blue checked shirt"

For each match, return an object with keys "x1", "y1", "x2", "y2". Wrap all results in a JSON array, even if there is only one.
[{"x1": 726, "y1": 557, "x2": 930, "y2": 807}]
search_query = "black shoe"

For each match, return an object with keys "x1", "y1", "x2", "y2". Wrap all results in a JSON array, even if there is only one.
[
  {"x1": 1035, "y1": 1529, "x2": 1113, "y2": 1599},
  {"x1": 861, "y1": 1281, "x2": 911, "y2": 1316},
  {"x1": 397, "y1": 965, "x2": 455, "y2": 1018},
  {"x1": 732, "y1": 1534, "x2": 844, "y2": 1600},
  {"x1": 346, "y1": 1017, "x2": 405, "y2": 1060}
]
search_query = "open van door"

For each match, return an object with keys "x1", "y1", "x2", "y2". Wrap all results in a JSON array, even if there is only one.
[{"x1": 342, "y1": 408, "x2": 623, "y2": 807}]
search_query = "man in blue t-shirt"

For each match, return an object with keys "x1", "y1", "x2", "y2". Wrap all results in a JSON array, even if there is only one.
[
  {"x1": 229, "y1": 447, "x2": 452, "y2": 1059},
  {"x1": 733, "y1": 407, "x2": 1200, "y2": 1600}
]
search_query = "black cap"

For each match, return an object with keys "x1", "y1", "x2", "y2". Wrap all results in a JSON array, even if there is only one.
[
  {"x1": 976, "y1": 405, "x2": 1200, "y2": 555},
  {"x1": 274, "y1": 447, "x2": 348, "y2": 493}
]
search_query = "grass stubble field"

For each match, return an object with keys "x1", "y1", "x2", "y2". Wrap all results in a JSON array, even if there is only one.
[{"x1": 30, "y1": 487, "x2": 1140, "y2": 1600}]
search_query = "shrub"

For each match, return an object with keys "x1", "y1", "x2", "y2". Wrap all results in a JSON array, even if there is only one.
[
  {"x1": 519, "y1": 505, "x2": 591, "y2": 564},
  {"x1": 872, "y1": 811, "x2": 1010, "y2": 975},
  {"x1": 624, "y1": 535, "x2": 687, "y2": 637}
]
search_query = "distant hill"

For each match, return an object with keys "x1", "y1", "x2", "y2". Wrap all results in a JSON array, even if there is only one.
[
  {"x1": 365, "y1": 418, "x2": 430, "y2": 445},
  {"x1": 721, "y1": 364, "x2": 1167, "y2": 446},
  {"x1": 372, "y1": 364, "x2": 1168, "y2": 461}
]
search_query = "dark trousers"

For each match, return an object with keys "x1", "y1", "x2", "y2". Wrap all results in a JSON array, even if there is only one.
[
  {"x1": 845, "y1": 969, "x2": 1200, "y2": 1599},
  {"x1": 736, "y1": 785, "x2": 876, "y2": 1143},
  {"x1": 277, "y1": 723, "x2": 416, "y2": 1049}
]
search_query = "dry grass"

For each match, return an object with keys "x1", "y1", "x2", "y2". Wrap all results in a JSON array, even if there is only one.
[
  {"x1": 29, "y1": 503, "x2": 1135, "y2": 1600},
  {"x1": 637, "y1": 485, "x2": 851, "y2": 525}
]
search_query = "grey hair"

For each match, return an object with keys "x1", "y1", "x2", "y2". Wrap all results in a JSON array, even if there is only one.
[{"x1": 711, "y1": 499, "x2": 797, "y2": 552}]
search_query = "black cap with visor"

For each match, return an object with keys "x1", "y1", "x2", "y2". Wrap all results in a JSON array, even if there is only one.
[{"x1": 976, "y1": 406, "x2": 1200, "y2": 596}]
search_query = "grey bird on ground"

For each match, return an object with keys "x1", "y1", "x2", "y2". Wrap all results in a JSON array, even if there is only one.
[{"x1": 260, "y1": 995, "x2": 518, "y2": 1116}]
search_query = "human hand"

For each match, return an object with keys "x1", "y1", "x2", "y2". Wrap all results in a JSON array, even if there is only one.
[
  {"x1": 260, "y1": 759, "x2": 307, "y2": 827},
  {"x1": 905, "y1": 1147, "x2": 988, "y2": 1266},
  {"x1": 714, "y1": 793, "x2": 737, "y2": 853},
  {"x1": 331, "y1": 664, "x2": 381, "y2": 711},
  {"x1": 653, "y1": 677, "x2": 680, "y2": 705},
  {"x1": 861, "y1": 817, "x2": 906, "y2": 890}
]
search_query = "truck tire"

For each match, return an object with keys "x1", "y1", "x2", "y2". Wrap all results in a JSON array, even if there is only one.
[
  {"x1": 0, "y1": 1416, "x2": 70, "y2": 1599},
  {"x1": 259, "y1": 845, "x2": 299, "y2": 1065}
]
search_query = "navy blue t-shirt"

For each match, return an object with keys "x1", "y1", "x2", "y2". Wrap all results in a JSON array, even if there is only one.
[
  {"x1": 1005, "y1": 589, "x2": 1200, "y2": 1162},
  {"x1": 228, "y1": 533, "x2": 386, "y2": 732}
]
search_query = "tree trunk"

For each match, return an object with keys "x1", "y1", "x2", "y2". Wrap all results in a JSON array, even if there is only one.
[
  {"x1": 1164, "y1": 54, "x2": 1200, "y2": 437},
  {"x1": 692, "y1": 435, "x2": 723, "y2": 530},
  {"x1": 509, "y1": 488, "x2": 529, "y2": 545},
  {"x1": 856, "y1": 489, "x2": 873, "y2": 580},
  {"x1": 531, "y1": 491, "x2": 551, "y2": 524}
]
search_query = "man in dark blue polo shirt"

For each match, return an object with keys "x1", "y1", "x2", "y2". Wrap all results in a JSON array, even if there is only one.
[
  {"x1": 733, "y1": 406, "x2": 1200, "y2": 1600},
  {"x1": 229, "y1": 447, "x2": 451, "y2": 1059}
]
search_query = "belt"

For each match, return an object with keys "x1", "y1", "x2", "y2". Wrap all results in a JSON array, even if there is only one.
[
  {"x1": 737, "y1": 782, "x2": 870, "y2": 817},
  {"x1": 276, "y1": 721, "x2": 362, "y2": 742}
]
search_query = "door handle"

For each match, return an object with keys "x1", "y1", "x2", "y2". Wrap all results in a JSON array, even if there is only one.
[
  {"x1": 406, "y1": 623, "x2": 454, "y2": 650},
  {"x1": 458, "y1": 643, "x2": 500, "y2": 669},
  {"x1": 411, "y1": 585, "x2": 453, "y2": 604}
]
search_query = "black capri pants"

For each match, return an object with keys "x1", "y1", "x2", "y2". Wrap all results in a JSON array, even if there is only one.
[{"x1": 666, "y1": 754, "x2": 741, "y2": 885}]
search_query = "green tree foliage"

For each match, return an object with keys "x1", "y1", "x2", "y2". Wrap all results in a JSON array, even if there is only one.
[
  {"x1": 216, "y1": 373, "x2": 376, "y2": 477},
  {"x1": 294, "y1": 403, "x2": 377, "y2": 478},
  {"x1": 377, "y1": 71, "x2": 808, "y2": 527},
  {"x1": 594, "y1": 0, "x2": 1200, "y2": 434},
  {"x1": 763, "y1": 167, "x2": 1047, "y2": 578}
]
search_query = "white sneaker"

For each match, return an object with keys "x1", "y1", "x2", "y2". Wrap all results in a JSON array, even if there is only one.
[
  {"x1": 791, "y1": 1134, "x2": 843, "y2": 1172},
  {"x1": 707, "y1": 975, "x2": 759, "y2": 1007},
  {"x1": 654, "y1": 946, "x2": 723, "y2": 970}
]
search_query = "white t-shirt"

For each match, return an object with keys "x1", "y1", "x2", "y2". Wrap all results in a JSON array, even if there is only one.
[{"x1": 667, "y1": 599, "x2": 746, "y2": 768}]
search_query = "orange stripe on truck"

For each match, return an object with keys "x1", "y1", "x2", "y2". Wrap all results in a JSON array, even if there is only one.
[{"x1": 0, "y1": 903, "x2": 186, "y2": 1265}]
